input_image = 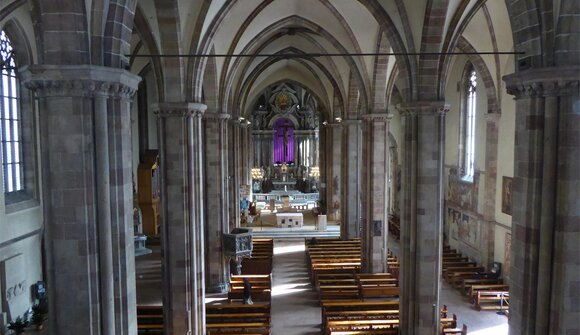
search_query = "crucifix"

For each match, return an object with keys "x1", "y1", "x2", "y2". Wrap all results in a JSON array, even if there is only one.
[{"x1": 281, "y1": 122, "x2": 292, "y2": 162}]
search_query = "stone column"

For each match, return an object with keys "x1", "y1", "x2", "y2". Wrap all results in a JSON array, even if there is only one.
[
  {"x1": 203, "y1": 113, "x2": 230, "y2": 293},
  {"x1": 398, "y1": 102, "x2": 448, "y2": 335},
  {"x1": 153, "y1": 102, "x2": 206, "y2": 335},
  {"x1": 482, "y1": 113, "x2": 500, "y2": 269},
  {"x1": 239, "y1": 122, "x2": 252, "y2": 187},
  {"x1": 504, "y1": 67, "x2": 580, "y2": 335},
  {"x1": 341, "y1": 120, "x2": 362, "y2": 239},
  {"x1": 326, "y1": 123, "x2": 342, "y2": 220},
  {"x1": 361, "y1": 114, "x2": 391, "y2": 273},
  {"x1": 21, "y1": 65, "x2": 140, "y2": 335},
  {"x1": 229, "y1": 121, "x2": 242, "y2": 228}
]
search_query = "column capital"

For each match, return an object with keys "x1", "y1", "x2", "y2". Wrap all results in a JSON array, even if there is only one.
[
  {"x1": 396, "y1": 101, "x2": 449, "y2": 117},
  {"x1": 152, "y1": 102, "x2": 207, "y2": 118},
  {"x1": 503, "y1": 66, "x2": 580, "y2": 98},
  {"x1": 20, "y1": 65, "x2": 141, "y2": 99},
  {"x1": 203, "y1": 112, "x2": 231, "y2": 122}
]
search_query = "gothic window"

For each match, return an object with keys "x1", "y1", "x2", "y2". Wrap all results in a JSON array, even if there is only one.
[
  {"x1": 0, "y1": 30, "x2": 23, "y2": 193},
  {"x1": 459, "y1": 63, "x2": 477, "y2": 181}
]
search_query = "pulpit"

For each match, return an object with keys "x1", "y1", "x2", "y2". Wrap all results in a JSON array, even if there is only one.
[{"x1": 223, "y1": 228, "x2": 253, "y2": 274}]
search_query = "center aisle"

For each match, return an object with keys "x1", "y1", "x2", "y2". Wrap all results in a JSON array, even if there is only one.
[{"x1": 271, "y1": 239, "x2": 321, "y2": 335}]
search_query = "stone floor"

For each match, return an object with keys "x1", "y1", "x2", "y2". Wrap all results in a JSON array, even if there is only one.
[{"x1": 135, "y1": 238, "x2": 509, "y2": 334}]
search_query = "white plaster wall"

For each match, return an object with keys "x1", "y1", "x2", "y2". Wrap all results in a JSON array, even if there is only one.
[{"x1": 495, "y1": 58, "x2": 516, "y2": 227}]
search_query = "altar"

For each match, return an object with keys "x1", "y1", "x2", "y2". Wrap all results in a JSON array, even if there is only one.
[{"x1": 276, "y1": 212, "x2": 304, "y2": 228}]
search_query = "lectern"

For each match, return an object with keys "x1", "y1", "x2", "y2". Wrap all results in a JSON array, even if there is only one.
[{"x1": 138, "y1": 150, "x2": 160, "y2": 236}]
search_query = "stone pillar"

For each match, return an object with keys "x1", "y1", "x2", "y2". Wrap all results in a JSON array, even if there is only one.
[
  {"x1": 361, "y1": 114, "x2": 391, "y2": 273},
  {"x1": 153, "y1": 102, "x2": 206, "y2": 335},
  {"x1": 341, "y1": 120, "x2": 362, "y2": 239},
  {"x1": 504, "y1": 67, "x2": 580, "y2": 335},
  {"x1": 398, "y1": 102, "x2": 448, "y2": 335},
  {"x1": 21, "y1": 65, "x2": 140, "y2": 335},
  {"x1": 326, "y1": 123, "x2": 342, "y2": 220},
  {"x1": 229, "y1": 121, "x2": 242, "y2": 228},
  {"x1": 203, "y1": 113, "x2": 230, "y2": 293},
  {"x1": 239, "y1": 122, "x2": 252, "y2": 187},
  {"x1": 482, "y1": 113, "x2": 500, "y2": 269}
]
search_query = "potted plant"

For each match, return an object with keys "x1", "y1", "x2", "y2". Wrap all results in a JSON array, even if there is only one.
[
  {"x1": 7, "y1": 315, "x2": 29, "y2": 334},
  {"x1": 31, "y1": 302, "x2": 48, "y2": 331}
]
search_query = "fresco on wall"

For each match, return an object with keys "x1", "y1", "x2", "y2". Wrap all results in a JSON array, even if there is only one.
[
  {"x1": 504, "y1": 232, "x2": 512, "y2": 278},
  {"x1": 447, "y1": 168, "x2": 479, "y2": 212},
  {"x1": 459, "y1": 213, "x2": 479, "y2": 247},
  {"x1": 447, "y1": 208, "x2": 461, "y2": 240}
]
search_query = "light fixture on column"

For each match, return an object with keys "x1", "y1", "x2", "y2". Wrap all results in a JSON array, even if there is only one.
[
  {"x1": 251, "y1": 167, "x2": 263, "y2": 180},
  {"x1": 309, "y1": 166, "x2": 320, "y2": 178}
]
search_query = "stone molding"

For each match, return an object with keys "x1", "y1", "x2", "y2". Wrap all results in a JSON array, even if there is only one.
[
  {"x1": 252, "y1": 130, "x2": 275, "y2": 135},
  {"x1": 203, "y1": 112, "x2": 231, "y2": 121},
  {"x1": 152, "y1": 102, "x2": 207, "y2": 118},
  {"x1": 362, "y1": 113, "x2": 393, "y2": 121},
  {"x1": 341, "y1": 119, "x2": 362, "y2": 125},
  {"x1": 503, "y1": 66, "x2": 580, "y2": 98},
  {"x1": 20, "y1": 65, "x2": 141, "y2": 99},
  {"x1": 326, "y1": 122, "x2": 343, "y2": 128},
  {"x1": 396, "y1": 101, "x2": 450, "y2": 117}
]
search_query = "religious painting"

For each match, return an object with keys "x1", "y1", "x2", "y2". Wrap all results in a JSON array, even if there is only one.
[
  {"x1": 373, "y1": 220, "x2": 382, "y2": 237},
  {"x1": 502, "y1": 177, "x2": 513, "y2": 215},
  {"x1": 504, "y1": 232, "x2": 512, "y2": 278},
  {"x1": 447, "y1": 168, "x2": 479, "y2": 212}
]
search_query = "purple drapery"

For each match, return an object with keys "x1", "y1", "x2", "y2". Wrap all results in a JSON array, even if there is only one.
[{"x1": 273, "y1": 118, "x2": 294, "y2": 164}]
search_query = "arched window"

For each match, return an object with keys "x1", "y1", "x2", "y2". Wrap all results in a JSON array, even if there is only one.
[
  {"x1": 459, "y1": 63, "x2": 477, "y2": 180},
  {"x1": 0, "y1": 30, "x2": 23, "y2": 193}
]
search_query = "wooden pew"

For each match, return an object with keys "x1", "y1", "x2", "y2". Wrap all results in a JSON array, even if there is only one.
[
  {"x1": 468, "y1": 284, "x2": 509, "y2": 303},
  {"x1": 355, "y1": 274, "x2": 399, "y2": 300},
  {"x1": 321, "y1": 300, "x2": 399, "y2": 331},
  {"x1": 228, "y1": 275, "x2": 272, "y2": 302},
  {"x1": 327, "y1": 319, "x2": 399, "y2": 334},
  {"x1": 206, "y1": 302, "x2": 271, "y2": 335},
  {"x1": 442, "y1": 324, "x2": 468, "y2": 335},
  {"x1": 461, "y1": 278, "x2": 503, "y2": 296},
  {"x1": 444, "y1": 266, "x2": 485, "y2": 286},
  {"x1": 137, "y1": 305, "x2": 163, "y2": 334},
  {"x1": 475, "y1": 291, "x2": 509, "y2": 311}
]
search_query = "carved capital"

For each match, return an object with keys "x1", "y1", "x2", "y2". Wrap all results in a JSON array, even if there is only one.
[
  {"x1": 203, "y1": 112, "x2": 231, "y2": 122},
  {"x1": 503, "y1": 66, "x2": 580, "y2": 98},
  {"x1": 152, "y1": 102, "x2": 207, "y2": 118},
  {"x1": 362, "y1": 113, "x2": 392, "y2": 121},
  {"x1": 20, "y1": 65, "x2": 141, "y2": 99},
  {"x1": 397, "y1": 101, "x2": 450, "y2": 117}
]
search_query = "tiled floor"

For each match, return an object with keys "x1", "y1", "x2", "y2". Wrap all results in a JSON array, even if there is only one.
[{"x1": 135, "y1": 238, "x2": 509, "y2": 334}]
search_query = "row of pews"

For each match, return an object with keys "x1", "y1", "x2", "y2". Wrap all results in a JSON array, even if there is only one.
[
  {"x1": 307, "y1": 238, "x2": 468, "y2": 335},
  {"x1": 206, "y1": 238, "x2": 274, "y2": 335},
  {"x1": 443, "y1": 245, "x2": 509, "y2": 312}
]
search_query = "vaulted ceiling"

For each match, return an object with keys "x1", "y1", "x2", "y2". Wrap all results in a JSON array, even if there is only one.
[{"x1": 128, "y1": 0, "x2": 515, "y2": 119}]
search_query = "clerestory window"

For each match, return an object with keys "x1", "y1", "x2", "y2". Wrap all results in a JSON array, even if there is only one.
[
  {"x1": 0, "y1": 30, "x2": 23, "y2": 193},
  {"x1": 459, "y1": 63, "x2": 477, "y2": 181}
]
